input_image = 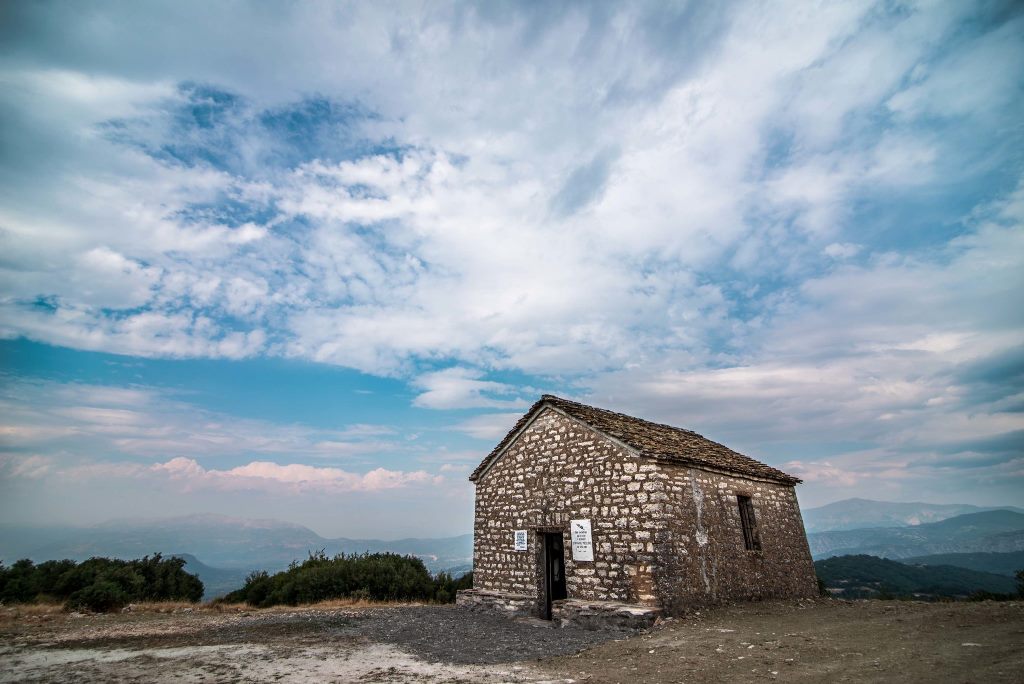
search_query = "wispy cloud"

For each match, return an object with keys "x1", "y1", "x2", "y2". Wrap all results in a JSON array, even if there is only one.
[
  {"x1": 8, "y1": 2, "x2": 1015, "y2": 377},
  {"x1": 152, "y1": 457, "x2": 442, "y2": 493},
  {"x1": 412, "y1": 368, "x2": 527, "y2": 410},
  {"x1": 0, "y1": 378, "x2": 406, "y2": 466},
  {"x1": 451, "y1": 412, "x2": 523, "y2": 440}
]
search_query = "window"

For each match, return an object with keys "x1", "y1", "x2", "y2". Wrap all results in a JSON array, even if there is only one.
[{"x1": 737, "y1": 495, "x2": 762, "y2": 551}]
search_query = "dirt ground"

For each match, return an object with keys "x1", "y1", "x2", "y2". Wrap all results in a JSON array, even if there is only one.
[
  {"x1": 0, "y1": 599, "x2": 1020, "y2": 683},
  {"x1": 539, "y1": 599, "x2": 1024, "y2": 684}
]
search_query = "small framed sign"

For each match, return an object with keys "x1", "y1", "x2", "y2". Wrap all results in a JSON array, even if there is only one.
[
  {"x1": 570, "y1": 519, "x2": 594, "y2": 561},
  {"x1": 513, "y1": 529, "x2": 528, "y2": 551}
]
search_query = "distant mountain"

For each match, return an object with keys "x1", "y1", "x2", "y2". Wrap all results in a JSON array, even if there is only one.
[
  {"x1": 808, "y1": 510, "x2": 1024, "y2": 560},
  {"x1": 175, "y1": 553, "x2": 252, "y2": 600},
  {"x1": 0, "y1": 514, "x2": 473, "y2": 576},
  {"x1": 802, "y1": 498, "x2": 1024, "y2": 533},
  {"x1": 814, "y1": 554, "x2": 1018, "y2": 598},
  {"x1": 902, "y1": 550, "x2": 1024, "y2": 577}
]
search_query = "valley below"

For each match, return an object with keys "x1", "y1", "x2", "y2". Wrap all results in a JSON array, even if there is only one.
[{"x1": 1, "y1": 599, "x2": 1021, "y2": 683}]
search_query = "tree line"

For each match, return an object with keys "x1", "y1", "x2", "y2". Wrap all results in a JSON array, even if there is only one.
[
  {"x1": 814, "y1": 554, "x2": 1024, "y2": 600},
  {"x1": 0, "y1": 554, "x2": 204, "y2": 612},
  {"x1": 223, "y1": 551, "x2": 472, "y2": 607}
]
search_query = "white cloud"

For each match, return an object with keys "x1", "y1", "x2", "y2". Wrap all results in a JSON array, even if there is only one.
[
  {"x1": 823, "y1": 243, "x2": 861, "y2": 259},
  {"x1": 1, "y1": 452, "x2": 442, "y2": 495},
  {"x1": 4, "y1": 1, "x2": 1007, "y2": 376},
  {"x1": 886, "y1": 13, "x2": 1024, "y2": 122},
  {"x1": 412, "y1": 368, "x2": 527, "y2": 410},
  {"x1": 0, "y1": 378, "x2": 403, "y2": 463},
  {"x1": 783, "y1": 460, "x2": 864, "y2": 488},
  {"x1": 452, "y1": 412, "x2": 523, "y2": 440},
  {"x1": 1, "y1": 454, "x2": 54, "y2": 479},
  {"x1": 73, "y1": 247, "x2": 162, "y2": 308},
  {"x1": 151, "y1": 456, "x2": 442, "y2": 493}
]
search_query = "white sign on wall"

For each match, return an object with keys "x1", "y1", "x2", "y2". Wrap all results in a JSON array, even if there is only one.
[
  {"x1": 570, "y1": 519, "x2": 594, "y2": 561},
  {"x1": 513, "y1": 529, "x2": 528, "y2": 551}
]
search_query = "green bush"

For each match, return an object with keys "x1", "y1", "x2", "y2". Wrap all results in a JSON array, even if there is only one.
[
  {"x1": 224, "y1": 552, "x2": 472, "y2": 608},
  {"x1": 0, "y1": 554, "x2": 203, "y2": 611},
  {"x1": 433, "y1": 570, "x2": 473, "y2": 603},
  {"x1": 67, "y1": 580, "x2": 129, "y2": 613}
]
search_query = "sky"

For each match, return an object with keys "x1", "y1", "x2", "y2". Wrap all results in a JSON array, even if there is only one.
[{"x1": 0, "y1": 0, "x2": 1022, "y2": 539}]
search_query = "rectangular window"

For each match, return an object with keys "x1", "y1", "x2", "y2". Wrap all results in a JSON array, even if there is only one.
[{"x1": 737, "y1": 495, "x2": 762, "y2": 551}]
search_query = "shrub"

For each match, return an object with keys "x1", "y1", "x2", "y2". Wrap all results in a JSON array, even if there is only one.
[
  {"x1": 0, "y1": 554, "x2": 203, "y2": 611},
  {"x1": 67, "y1": 580, "x2": 129, "y2": 613},
  {"x1": 225, "y1": 552, "x2": 472, "y2": 608}
]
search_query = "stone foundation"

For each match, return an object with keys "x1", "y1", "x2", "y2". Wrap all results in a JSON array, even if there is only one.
[
  {"x1": 457, "y1": 589, "x2": 660, "y2": 631},
  {"x1": 552, "y1": 598, "x2": 661, "y2": 630},
  {"x1": 456, "y1": 589, "x2": 537, "y2": 618}
]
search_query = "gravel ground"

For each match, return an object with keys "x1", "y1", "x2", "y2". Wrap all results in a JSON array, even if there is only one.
[
  {"x1": 358, "y1": 606, "x2": 623, "y2": 664},
  {"x1": 0, "y1": 603, "x2": 624, "y2": 682},
  {"x1": 3, "y1": 600, "x2": 1020, "y2": 682}
]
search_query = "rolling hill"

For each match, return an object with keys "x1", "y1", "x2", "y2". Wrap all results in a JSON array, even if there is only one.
[
  {"x1": 807, "y1": 510, "x2": 1024, "y2": 560},
  {"x1": 814, "y1": 554, "x2": 1019, "y2": 598},
  {"x1": 901, "y1": 550, "x2": 1024, "y2": 577}
]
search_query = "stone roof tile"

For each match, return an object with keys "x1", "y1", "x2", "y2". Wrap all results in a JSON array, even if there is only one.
[{"x1": 469, "y1": 394, "x2": 800, "y2": 485}]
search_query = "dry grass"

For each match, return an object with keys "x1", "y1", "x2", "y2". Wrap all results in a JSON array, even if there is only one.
[
  {"x1": 122, "y1": 600, "x2": 205, "y2": 614},
  {"x1": 0, "y1": 600, "x2": 206, "y2": 622},
  {"x1": 211, "y1": 598, "x2": 429, "y2": 612},
  {"x1": 0, "y1": 602, "x2": 65, "y2": 623},
  {"x1": 0, "y1": 597, "x2": 433, "y2": 624}
]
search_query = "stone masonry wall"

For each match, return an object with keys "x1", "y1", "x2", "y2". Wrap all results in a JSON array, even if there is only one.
[
  {"x1": 472, "y1": 407, "x2": 664, "y2": 614},
  {"x1": 655, "y1": 465, "x2": 819, "y2": 613}
]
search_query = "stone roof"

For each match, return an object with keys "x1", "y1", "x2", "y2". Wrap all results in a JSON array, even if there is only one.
[{"x1": 469, "y1": 394, "x2": 800, "y2": 485}]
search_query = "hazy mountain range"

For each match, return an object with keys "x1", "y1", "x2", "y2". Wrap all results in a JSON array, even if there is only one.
[
  {"x1": 801, "y1": 498, "x2": 1024, "y2": 533},
  {"x1": 175, "y1": 554, "x2": 254, "y2": 601},
  {"x1": 0, "y1": 513, "x2": 472, "y2": 591},
  {"x1": 4, "y1": 499, "x2": 1023, "y2": 600},
  {"x1": 806, "y1": 510, "x2": 1024, "y2": 560}
]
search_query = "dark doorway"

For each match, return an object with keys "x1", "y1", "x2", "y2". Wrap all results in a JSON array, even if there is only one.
[{"x1": 543, "y1": 531, "x2": 567, "y2": 620}]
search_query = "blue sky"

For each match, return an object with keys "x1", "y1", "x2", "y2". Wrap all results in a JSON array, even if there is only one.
[{"x1": 1, "y1": 1, "x2": 1022, "y2": 538}]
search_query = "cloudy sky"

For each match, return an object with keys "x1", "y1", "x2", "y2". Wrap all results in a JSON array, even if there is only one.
[{"x1": 1, "y1": 0, "x2": 1022, "y2": 538}]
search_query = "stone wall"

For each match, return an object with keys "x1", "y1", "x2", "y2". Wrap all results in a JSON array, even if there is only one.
[
  {"x1": 471, "y1": 406, "x2": 818, "y2": 619},
  {"x1": 654, "y1": 465, "x2": 819, "y2": 613}
]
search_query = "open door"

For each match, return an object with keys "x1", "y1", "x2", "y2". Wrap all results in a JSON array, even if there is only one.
[{"x1": 543, "y1": 531, "x2": 567, "y2": 620}]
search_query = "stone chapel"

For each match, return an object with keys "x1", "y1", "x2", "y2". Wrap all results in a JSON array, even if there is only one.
[{"x1": 456, "y1": 394, "x2": 818, "y2": 627}]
